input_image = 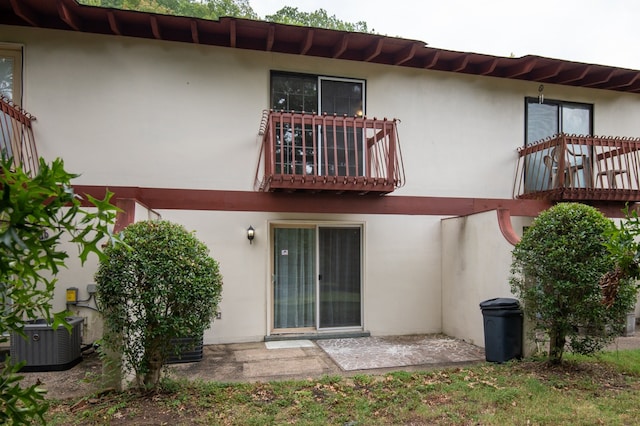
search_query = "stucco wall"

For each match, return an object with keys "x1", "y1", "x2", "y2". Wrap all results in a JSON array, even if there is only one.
[
  {"x1": 2, "y1": 26, "x2": 639, "y2": 199},
  {"x1": 156, "y1": 210, "x2": 444, "y2": 344},
  {"x1": 3, "y1": 25, "x2": 640, "y2": 344},
  {"x1": 441, "y1": 211, "x2": 532, "y2": 347},
  {"x1": 53, "y1": 202, "x2": 158, "y2": 344}
]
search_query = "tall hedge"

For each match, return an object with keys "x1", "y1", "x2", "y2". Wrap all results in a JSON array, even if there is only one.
[
  {"x1": 510, "y1": 203, "x2": 636, "y2": 364},
  {"x1": 96, "y1": 220, "x2": 222, "y2": 388}
]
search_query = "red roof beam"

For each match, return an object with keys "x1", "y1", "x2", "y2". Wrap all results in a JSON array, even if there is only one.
[
  {"x1": 554, "y1": 65, "x2": 591, "y2": 84},
  {"x1": 364, "y1": 38, "x2": 383, "y2": 62},
  {"x1": 393, "y1": 42, "x2": 419, "y2": 65},
  {"x1": 500, "y1": 57, "x2": 536, "y2": 78},
  {"x1": 190, "y1": 20, "x2": 199, "y2": 43},
  {"x1": 8, "y1": 0, "x2": 40, "y2": 27},
  {"x1": 528, "y1": 62, "x2": 565, "y2": 81},
  {"x1": 57, "y1": 0, "x2": 80, "y2": 31}
]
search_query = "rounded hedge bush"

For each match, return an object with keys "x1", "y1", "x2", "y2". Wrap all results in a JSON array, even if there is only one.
[
  {"x1": 96, "y1": 220, "x2": 222, "y2": 388},
  {"x1": 510, "y1": 203, "x2": 636, "y2": 364}
]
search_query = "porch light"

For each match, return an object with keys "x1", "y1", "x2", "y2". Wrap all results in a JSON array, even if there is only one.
[{"x1": 247, "y1": 226, "x2": 255, "y2": 244}]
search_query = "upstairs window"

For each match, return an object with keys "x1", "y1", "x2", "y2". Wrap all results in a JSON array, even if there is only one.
[
  {"x1": 270, "y1": 72, "x2": 366, "y2": 176},
  {"x1": 526, "y1": 98, "x2": 592, "y2": 144},
  {"x1": 524, "y1": 98, "x2": 593, "y2": 191},
  {"x1": 0, "y1": 45, "x2": 22, "y2": 102},
  {"x1": 1, "y1": 45, "x2": 23, "y2": 163}
]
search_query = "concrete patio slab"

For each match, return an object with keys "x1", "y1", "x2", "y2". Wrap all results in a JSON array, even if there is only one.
[{"x1": 17, "y1": 332, "x2": 640, "y2": 400}]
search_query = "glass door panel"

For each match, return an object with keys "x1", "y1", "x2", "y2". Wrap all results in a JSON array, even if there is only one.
[
  {"x1": 0, "y1": 55, "x2": 15, "y2": 160},
  {"x1": 273, "y1": 228, "x2": 316, "y2": 329},
  {"x1": 525, "y1": 102, "x2": 558, "y2": 192},
  {"x1": 562, "y1": 103, "x2": 591, "y2": 188},
  {"x1": 272, "y1": 225, "x2": 363, "y2": 331},
  {"x1": 319, "y1": 78, "x2": 365, "y2": 177},
  {"x1": 318, "y1": 227, "x2": 361, "y2": 329}
]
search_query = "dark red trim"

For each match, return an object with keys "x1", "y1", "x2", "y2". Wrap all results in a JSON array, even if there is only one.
[
  {"x1": 497, "y1": 209, "x2": 521, "y2": 246},
  {"x1": 74, "y1": 185, "x2": 557, "y2": 217},
  {"x1": 1, "y1": 0, "x2": 639, "y2": 93},
  {"x1": 113, "y1": 198, "x2": 136, "y2": 233}
]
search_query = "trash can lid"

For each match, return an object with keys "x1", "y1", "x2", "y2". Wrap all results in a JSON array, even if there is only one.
[{"x1": 479, "y1": 297, "x2": 520, "y2": 310}]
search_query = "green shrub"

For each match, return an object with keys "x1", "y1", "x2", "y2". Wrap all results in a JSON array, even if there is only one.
[
  {"x1": 0, "y1": 157, "x2": 119, "y2": 424},
  {"x1": 510, "y1": 203, "x2": 636, "y2": 364},
  {"x1": 96, "y1": 220, "x2": 222, "y2": 388}
]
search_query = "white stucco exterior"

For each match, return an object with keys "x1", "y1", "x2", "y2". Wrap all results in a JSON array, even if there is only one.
[
  {"x1": 441, "y1": 211, "x2": 533, "y2": 347},
  {"x1": 3, "y1": 23, "x2": 640, "y2": 346}
]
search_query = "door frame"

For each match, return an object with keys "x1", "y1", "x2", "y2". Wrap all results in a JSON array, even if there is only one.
[
  {"x1": 267, "y1": 220, "x2": 366, "y2": 336},
  {"x1": 317, "y1": 76, "x2": 366, "y2": 177}
]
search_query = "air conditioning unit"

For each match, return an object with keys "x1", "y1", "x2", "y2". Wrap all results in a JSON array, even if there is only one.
[
  {"x1": 10, "y1": 317, "x2": 83, "y2": 372},
  {"x1": 166, "y1": 335, "x2": 203, "y2": 364}
]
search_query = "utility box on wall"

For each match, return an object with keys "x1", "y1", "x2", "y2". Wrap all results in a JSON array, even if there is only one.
[{"x1": 10, "y1": 317, "x2": 83, "y2": 372}]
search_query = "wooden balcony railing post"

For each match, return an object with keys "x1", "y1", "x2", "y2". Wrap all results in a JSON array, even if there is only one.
[
  {"x1": 0, "y1": 96, "x2": 39, "y2": 176},
  {"x1": 556, "y1": 135, "x2": 567, "y2": 188},
  {"x1": 258, "y1": 111, "x2": 404, "y2": 194},
  {"x1": 263, "y1": 114, "x2": 274, "y2": 180},
  {"x1": 387, "y1": 120, "x2": 396, "y2": 185},
  {"x1": 515, "y1": 133, "x2": 640, "y2": 201}
]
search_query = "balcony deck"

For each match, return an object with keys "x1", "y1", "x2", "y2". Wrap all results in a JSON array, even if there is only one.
[
  {"x1": 257, "y1": 111, "x2": 405, "y2": 195},
  {"x1": 0, "y1": 96, "x2": 38, "y2": 176},
  {"x1": 514, "y1": 134, "x2": 640, "y2": 202}
]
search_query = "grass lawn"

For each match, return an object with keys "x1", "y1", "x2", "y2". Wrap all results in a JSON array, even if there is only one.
[{"x1": 47, "y1": 349, "x2": 640, "y2": 425}]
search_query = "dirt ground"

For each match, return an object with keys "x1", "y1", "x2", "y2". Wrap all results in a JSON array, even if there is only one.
[
  {"x1": 18, "y1": 331, "x2": 640, "y2": 402},
  {"x1": 18, "y1": 346, "x2": 104, "y2": 400}
]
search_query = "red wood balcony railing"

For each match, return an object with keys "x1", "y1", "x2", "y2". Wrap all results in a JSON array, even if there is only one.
[
  {"x1": 514, "y1": 134, "x2": 640, "y2": 202},
  {"x1": 0, "y1": 96, "x2": 39, "y2": 176},
  {"x1": 256, "y1": 111, "x2": 405, "y2": 195}
]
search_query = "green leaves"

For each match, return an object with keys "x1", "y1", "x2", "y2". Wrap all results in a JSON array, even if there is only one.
[
  {"x1": 265, "y1": 6, "x2": 369, "y2": 33},
  {"x1": 96, "y1": 220, "x2": 223, "y2": 389},
  {"x1": 0, "y1": 360, "x2": 48, "y2": 425},
  {"x1": 510, "y1": 203, "x2": 638, "y2": 364},
  {"x1": 0, "y1": 156, "x2": 120, "y2": 424}
]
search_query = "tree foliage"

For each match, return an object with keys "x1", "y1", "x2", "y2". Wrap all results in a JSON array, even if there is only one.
[
  {"x1": 510, "y1": 203, "x2": 637, "y2": 364},
  {"x1": 95, "y1": 220, "x2": 222, "y2": 389},
  {"x1": 0, "y1": 157, "x2": 120, "y2": 424},
  {"x1": 603, "y1": 206, "x2": 640, "y2": 280},
  {"x1": 78, "y1": 0, "x2": 371, "y2": 32},
  {"x1": 265, "y1": 6, "x2": 369, "y2": 32},
  {"x1": 79, "y1": 0, "x2": 258, "y2": 20}
]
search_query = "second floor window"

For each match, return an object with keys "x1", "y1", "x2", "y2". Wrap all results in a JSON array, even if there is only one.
[
  {"x1": 525, "y1": 98, "x2": 592, "y2": 144},
  {"x1": 524, "y1": 98, "x2": 593, "y2": 191},
  {"x1": 0, "y1": 45, "x2": 22, "y2": 102},
  {"x1": 270, "y1": 72, "x2": 366, "y2": 176}
]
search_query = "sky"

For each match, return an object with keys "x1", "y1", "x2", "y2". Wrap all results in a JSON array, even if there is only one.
[{"x1": 250, "y1": 0, "x2": 640, "y2": 71}]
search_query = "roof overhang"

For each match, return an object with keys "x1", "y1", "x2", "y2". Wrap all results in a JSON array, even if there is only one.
[{"x1": 2, "y1": 0, "x2": 640, "y2": 94}]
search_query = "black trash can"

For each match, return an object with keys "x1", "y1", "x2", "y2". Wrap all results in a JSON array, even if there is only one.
[{"x1": 479, "y1": 298, "x2": 523, "y2": 363}]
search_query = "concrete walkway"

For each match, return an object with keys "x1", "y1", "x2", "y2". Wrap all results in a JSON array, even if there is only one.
[
  {"x1": 167, "y1": 334, "x2": 486, "y2": 383},
  {"x1": 18, "y1": 332, "x2": 640, "y2": 400}
]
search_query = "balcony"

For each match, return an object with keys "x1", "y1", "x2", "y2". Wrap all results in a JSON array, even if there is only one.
[
  {"x1": 0, "y1": 96, "x2": 38, "y2": 176},
  {"x1": 257, "y1": 111, "x2": 405, "y2": 195},
  {"x1": 514, "y1": 134, "x2": 640, "y2": 202}
]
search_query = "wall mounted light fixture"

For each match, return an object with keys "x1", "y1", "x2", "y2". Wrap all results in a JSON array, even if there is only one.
[{"x1": 247, "y1": 226, "x2": 255, "y2": 244}]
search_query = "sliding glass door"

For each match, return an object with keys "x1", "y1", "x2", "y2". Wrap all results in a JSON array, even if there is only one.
[
  {"x1": 270, "y1": 72, "x2": 365, "y2": 178},
  {"x1": 318, "y1": 227, "x2": 361, "y2": 328},
  {"x1": 273, "y1": 227, "x2": 316, "y2": 329},
  {"x1": 318, "y1": 78, "x2": 365, "y2": 177},
  {"x1": 525, "y1": 99, "x2": 592, "y2": 191},
  {"x1": 273, "y1": 225, "x2": 362, "y2": 331}
]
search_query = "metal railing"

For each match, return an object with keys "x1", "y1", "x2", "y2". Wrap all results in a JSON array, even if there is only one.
[
  {"x1": 257, "y1": 111, "x2": 405, "y2": 194},
  {"x1": 0, "y1": 96, "x2": 38, "y2": 176},
  {"x1": 514, "y1": 134, "x2": 640, "y2": 201}
]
